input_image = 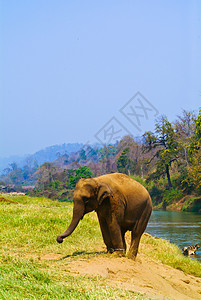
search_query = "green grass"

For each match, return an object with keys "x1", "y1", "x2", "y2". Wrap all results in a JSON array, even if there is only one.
[
  {"x1": 0, "y1": 194, "x2": 201, "y2": 299},
  {"x1": 0, "y1": 255, "x2": 144, "y2": 300},
  {"x1": 0, "y1": 194, "x2": 102, "y2": 256},
  {"x1": 0, "y1": 194, "x2": 145, "y2": 299},
  {"x1": 0, "y1": 255, "x2": 145, "y2": 300}
]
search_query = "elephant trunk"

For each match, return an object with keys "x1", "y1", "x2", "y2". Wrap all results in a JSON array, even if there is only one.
[{"x1": 57, "y1": 201, "x2": 84, "y2": 243}]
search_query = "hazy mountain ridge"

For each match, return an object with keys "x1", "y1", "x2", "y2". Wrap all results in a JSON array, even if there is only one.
[{"x1": 0, "y1": 143, "x2": 84, "y2": 173}]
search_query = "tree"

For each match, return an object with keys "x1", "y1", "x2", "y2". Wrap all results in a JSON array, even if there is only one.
[
  {"x1": 185, "y1": 109, "x2": 201, "y2": 193},
  {"x1": 186, "y1": 149, "x2": 201, "y2": 192},
  {"x1": 116, "y1": 136, "x2": 142, "y2": 176},
  {"x1": 117, "y1": 147, "x2": 129, "y2": 174},
  {"x1": 9, "y1": 162, "x2": 18, "y2": 171},
  {"x1": 196, "y1": 109, "x2": 201, "y2": 139},
  {"x1": 9, "y1": 168, "x2": 24, "y2": 185},
  {"x1": 99, "y1": 145, "x2": 116, "y2": 174},
  {"x1": 143, "y1": 116, "x2": 179, "y2": 187},
  {"x1": 67, "y1": 166, "x2": 93, "y2": 189},
  {"x1": 3, "y1": 162, "x2": 24, "y2": 185},
  {"x1": 174, "y1": 109, "x2": 196, "y2": 166},
  {"x1": 31, "y1": 165, "x2": 93, "y2": 200},
  {"x1": 35, "y1": 162, "x2": 57, "y2": 189},
  {"x1": 117, "y1": 147, "x2": 136, "y2": 175},
  {"x1": 79, "y1": 149, "x2": 87, "y2": 161},
  {"x1": 174, "y1": 109, "x2": 196, "y2": 140}
]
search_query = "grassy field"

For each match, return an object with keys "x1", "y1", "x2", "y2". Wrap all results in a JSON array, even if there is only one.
[{"x1": 0, "y1": 194, "x2": 201, "y2": 299}]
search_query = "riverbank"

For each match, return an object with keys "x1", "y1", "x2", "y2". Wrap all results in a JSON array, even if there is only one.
[{"x1": 153, "y1": 195, "x2": 201, "y2": 212}]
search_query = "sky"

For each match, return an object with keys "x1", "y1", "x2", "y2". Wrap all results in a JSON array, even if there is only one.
[{"x1": 1, "y1": 0, "x2": 201, "y2": 157}]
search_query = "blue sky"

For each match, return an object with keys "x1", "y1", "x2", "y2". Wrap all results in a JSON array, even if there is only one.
[{"x1": 1, "y1": 0, "x2": 201, "y2": 157}]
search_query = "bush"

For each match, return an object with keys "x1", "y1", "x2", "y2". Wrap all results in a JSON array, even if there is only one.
[
  {"x1": 30, "y1": 166, "x2": 93, "y2": 201},
  {"x1": 182, "y1": 196, "x2": 201, "y2": 212},
  {"x1": 162, "y1": 188, "x2": 183, "y2": 209},
  {"x1": 148, "y1": 185, "x2": 163, "y2": 206},
  {"x1": 130, "y1": 175, "x2": 146, "y2": 187}
]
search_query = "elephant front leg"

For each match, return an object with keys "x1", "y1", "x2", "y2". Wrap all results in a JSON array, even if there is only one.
[
  {"x1": 97, "y1": 215, "x2": 114, "y2": 252},
  {"x1": 106, "y1": 215, "x2": 126, "y2": 255}
]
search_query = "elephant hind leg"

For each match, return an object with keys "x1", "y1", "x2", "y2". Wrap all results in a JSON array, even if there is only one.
[
  {"x1": 121, "y1": 228, "x2": 127, "y2": 253},
  {"x1": 128, "y1": 230, "x2": 141, "y2": 259},
  {"x1": 128, "y1": 207, "x2": 152, "y2": 259}
]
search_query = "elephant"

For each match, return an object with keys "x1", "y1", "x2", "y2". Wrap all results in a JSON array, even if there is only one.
[{"x1": 57, "y1": 173, "x2": 152, "y2": 259}]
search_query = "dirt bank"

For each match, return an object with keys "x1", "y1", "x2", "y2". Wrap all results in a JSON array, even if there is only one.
[
  {"x1": 42, "y1": 250, "x2": 201, "y2": 299},
  {"x1": 68, "y1": 254, "x2": 201, "y2": 299}
]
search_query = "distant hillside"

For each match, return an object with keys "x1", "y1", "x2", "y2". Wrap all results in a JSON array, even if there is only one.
[
  {"x1": 29, "y1": 143, "x2": 84, "y2": 166},
  {"x1": 0, "y1": 155, "x2": 27, "y2": 173},
  {"x1": 0, "y1": 143, "x2": 84, "y2": 173}
]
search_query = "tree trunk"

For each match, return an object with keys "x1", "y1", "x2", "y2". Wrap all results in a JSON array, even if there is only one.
[
  {"x1": 141, "y1": 165, "x2": 143, "y2": 179},
  {"x1": 166, "y1": 164, "x2": 172, "y2": 188}
]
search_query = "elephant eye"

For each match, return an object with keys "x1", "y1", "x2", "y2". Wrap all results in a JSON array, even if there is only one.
[{"x1": 83, "y1": 197, "x2": 89, "y2": 203}]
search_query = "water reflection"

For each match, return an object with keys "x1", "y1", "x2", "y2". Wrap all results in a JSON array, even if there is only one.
[{"x1": 146, "y1": 211, "x2": 201, "y2": 260}]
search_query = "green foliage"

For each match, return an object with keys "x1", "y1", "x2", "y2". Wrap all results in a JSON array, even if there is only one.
[
  {"x1": 79, "y1": 149, "x2": 87, "y2": 161},
  {"x1": 66, "y1": 166, "x2": 93, "y2": 189},
  {"x1": 182, "y1": 196, "x2": 201, "y2": 212},
  {"x1": 49, "y1": 180, "x2": 63, "y2": 190},
  {"x1": 117, "y1": 147, "x2": 129, "y2": 174},
  {"x1": 117, "y1": 147, "x2": 136, "y2": 175},
  {"x1": 1, "y1": 160, "x2": 38, "y2": 186},
  {"x1": 143, "y1": 116, "x2": 179, "y2": 187},
  {"x1": 142, "y1": 110, "x2": 201, "y2": 207},
  {"x1": 99, "y1": 144, "x2": 116, "y2": 158},
  {"x1": 147, "y1": 184, "x2": 163, "y2": 206},
  {"x1": 98, "y1": 144, "x2": 117, "y2": 174},
  {"x1": 1, "y1": 108, "x2": 201, "y2": 211},
  {"x1": 195, "y1": 108, "x2": 201, "y2": 139},
  {"x1": 184, "y1": 150, "x2": 201, "y2": 194},
  {"x1": 31, "y1": 166, "x2": 93, "y2": 201},
  {"x1": 163, "y1": 188, "x2": 183, "y2": 203},
  {"x1": 162, "y1": 188, "x2": 183, "y2": 209},
  {"x1": 189, "y1": 109, "x2": 201, "y2": 154},
  {"x1": 185, "y1": 110, "x2": 201, "y2": 194},
  {"x1": 130, "y1": 175, "x2": 146, "y2": 186}
]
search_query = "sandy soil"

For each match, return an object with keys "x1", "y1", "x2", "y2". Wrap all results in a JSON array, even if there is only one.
[{"x1": 41, "y1": 250, "x2": 201, "y2": 300}]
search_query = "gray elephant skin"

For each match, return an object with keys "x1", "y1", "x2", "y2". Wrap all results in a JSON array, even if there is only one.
[{"x1": 57, "y1": 173, "x2": 152, "y2": 259}]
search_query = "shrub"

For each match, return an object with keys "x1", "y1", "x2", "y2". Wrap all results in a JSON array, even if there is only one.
[
  {"x1": 162, "y1": 188, "x2": 183, "y2": 209},
  {"x1": 130, "y1": 175, "x2": 146, "y2": 187},
  {"x1": 148, "y1": 185, "x2": 163, "y2": 205},
  {"x1": 182, "y1": 197, "x2": 201, "y2": 212}
]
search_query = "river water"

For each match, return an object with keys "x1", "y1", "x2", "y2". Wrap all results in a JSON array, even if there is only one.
[{"x1": 146, "y1": 210, "x2": 201, "y2": 261}]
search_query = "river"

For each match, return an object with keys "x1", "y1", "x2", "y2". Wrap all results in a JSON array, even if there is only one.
[{"x1": 146, "y1": 210, "x2": 201, "y2": 261}]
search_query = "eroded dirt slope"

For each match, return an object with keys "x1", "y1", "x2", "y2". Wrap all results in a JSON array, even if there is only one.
[{"x1": 41, "y1": 251, "x2": 201, "y2": 300}]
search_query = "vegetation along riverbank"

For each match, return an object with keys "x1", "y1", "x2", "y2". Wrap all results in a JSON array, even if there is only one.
[{"x1": 1, "y1": 109, "x2": 201, "y2": 213}]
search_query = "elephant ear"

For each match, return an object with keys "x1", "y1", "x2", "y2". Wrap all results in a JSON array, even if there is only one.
[{"x1": 97, "y1": 182, "x2": 113, "y2": 205}]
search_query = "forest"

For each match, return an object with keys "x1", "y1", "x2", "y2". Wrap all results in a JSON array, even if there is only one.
[{"x1": 1, "y1": 109, "x2": 201, "y2": 212}]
